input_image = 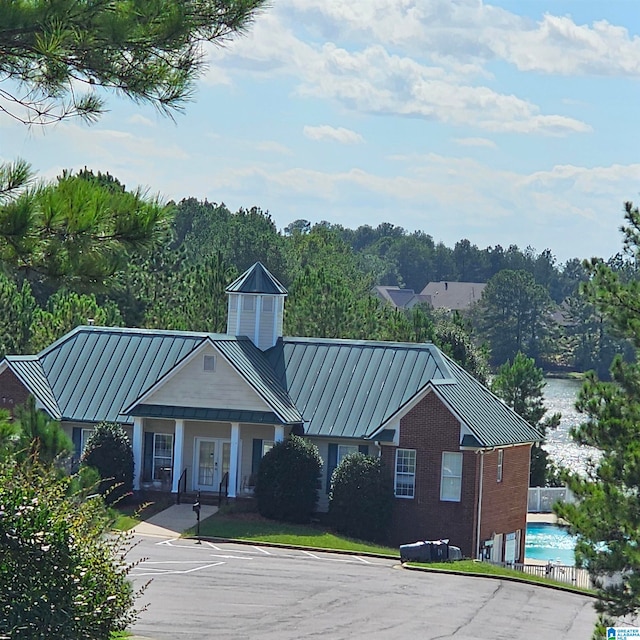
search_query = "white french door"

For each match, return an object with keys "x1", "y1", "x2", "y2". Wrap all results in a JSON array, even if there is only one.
[{"x1": 193, "y1": 438, "x2": 231, "y2": 492}]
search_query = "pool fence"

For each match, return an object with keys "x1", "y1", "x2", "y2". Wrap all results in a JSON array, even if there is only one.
[
  {"x1": 489, "y1": 560, "x2": 592, "y2": 590},
  {"x1": 528, "y1": 486, "x2": 576, "y2": 513}
]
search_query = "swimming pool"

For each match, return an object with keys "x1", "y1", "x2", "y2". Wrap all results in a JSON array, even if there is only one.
[{"x1": 525, "y1": 523, "x2": 577, "y2": 566}]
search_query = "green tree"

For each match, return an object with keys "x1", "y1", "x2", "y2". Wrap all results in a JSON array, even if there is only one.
[
  {"x1": 0, "y1": 272, "x2": 36, "y2": 357},
  {"x1": 30, "y1": 289, "x2": 123, "y2": 352},
  {"x1": 14, "y1": 396, "x2": 73, "y2": 465},
  {"x1": 476, "y1": 269, "x2": 554, "y2": 365},
  {"x1": 555, "y1": 201, "x2": 640, "y2": 628},
  {"x1": 81, "y1": 422, "x2": 134, "y2": 505},
  {"x1": 329, "y1": 453, "x2": 394, "y2": 543},
  {"x1": 0, "y1": 0, "x2": 266, "y2": 124},
  {"x1": 491, "y1": 353, "x2": 560, "y2": 486},
  {"x1": 0, "y1": 167, "x2": 173, "y2": 287},
  {"x1": 0, "y1": 453, "x2": 141, "y2": 638},
  {"x1": 255, "y1": 436, "x2": 322, "y2": 524}
]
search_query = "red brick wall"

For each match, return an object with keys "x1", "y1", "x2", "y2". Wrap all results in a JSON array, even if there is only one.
[
  {"x1": 479, "y1": 444, "x2": 531, "y2": 561},
  {"x1": 0, "y1": 369, "x2": 30, "y2": 414},
  {"x1": 383, "y1": 391, "x2": 479, "y2": 556}
]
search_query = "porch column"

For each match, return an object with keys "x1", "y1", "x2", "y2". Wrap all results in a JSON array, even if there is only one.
[
  {"x1": 274, "y1": 425, "x2": 284, "y2": 443},
  {"x1": 132, "y1": 417, "x2": 143, "y2": 491},
  {"x1": 229, "y1": 422, "x2": 240, "y2": 498},
  {"x1": 171, "y1": 419, "x2": 185, "y2": 493}
]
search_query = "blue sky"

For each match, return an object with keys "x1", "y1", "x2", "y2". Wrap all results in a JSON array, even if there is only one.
[{"x1": 2, "y1": 0, "x2": 640, "y2": 264}]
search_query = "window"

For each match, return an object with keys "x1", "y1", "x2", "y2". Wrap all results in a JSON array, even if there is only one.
[
  {"x1": 242, "y1": 296, "x2": 255, "y2": 312},
  {"x1": 203, "y1": 355, "x2": 216, "y2": 372},
  {"x1": 440, "y1": 452, "x2": 463, "y2": 502},
  {"x1": 497, "y1": 449, "x2": 504, "y2": 483},
  {"x1": 395, "y1": 449, "x2": 416, "y2": 498},
  {"x1": 153, "y1": 433, "x2": 173, "y2": 482},
  {"x1": 338, "y1": 444, "x2": 358, "y2": 464},
  {"x1": 262, "y1": 440, "x2": 274, "y2": 456},
  {"x1": 262, "y1": 296, "x2": 274, "y2": 312},
  {"x1": 81, "y1": 428, "x2": 94, "y2": 456}
]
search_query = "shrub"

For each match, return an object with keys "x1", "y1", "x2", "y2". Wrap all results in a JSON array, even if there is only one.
[
  {"x1": 0, "y1": 454, "x2": 143, "y2": 639},
  {"x1": 81, "y1": 422, "x2": 134, "y2": 505},
  {"x1": 255, "y1": 435, "x2": 322, "y2": 523},
  {"x1": 329, "y1": 453, "x2": 394, "y2": 543}
]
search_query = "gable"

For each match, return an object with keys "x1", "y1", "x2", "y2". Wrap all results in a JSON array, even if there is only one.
[{"x1": 142, "y1": 344, "x2": 271, "y2": 412}]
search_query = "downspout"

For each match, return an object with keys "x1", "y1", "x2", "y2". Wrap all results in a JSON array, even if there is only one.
[{"x1": 475, "y1": 450, "x2": 484, "y2": 560}]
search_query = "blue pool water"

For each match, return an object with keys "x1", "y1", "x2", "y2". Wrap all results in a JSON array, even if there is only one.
[{"x1": 525, "y1": 523, "x2": 577, "y2": 566}]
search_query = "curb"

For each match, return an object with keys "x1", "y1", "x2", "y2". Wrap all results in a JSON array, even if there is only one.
[{"x1": 181, "y1": 534, "x2": 595, "y2": 597}]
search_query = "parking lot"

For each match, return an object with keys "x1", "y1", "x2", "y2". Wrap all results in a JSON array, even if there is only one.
[{"x1": 129, "y1": 534, "x2": 597, "y2": 639}]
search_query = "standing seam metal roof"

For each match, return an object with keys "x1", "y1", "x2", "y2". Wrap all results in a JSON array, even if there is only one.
[
  {"x1": 4, "y1": 356, "x2": 60, "y2": 419},
  {"x1": 434, "y1": 352, "x2": 543, "y2": 446}
]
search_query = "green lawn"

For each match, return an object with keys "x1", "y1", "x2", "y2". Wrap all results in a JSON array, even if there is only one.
[
  {"x1": 191, "y1": 512, "x2": 397, "y2": 556},
  {"x1": 111, "y1": 494, "x2": 176, "y2": 531}
]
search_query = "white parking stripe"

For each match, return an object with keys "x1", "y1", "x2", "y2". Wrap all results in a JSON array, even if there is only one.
[
  {"x1": 252, "y1": 546, "x2": 272, "y2": 555},
  {"x1": 133, "y1": 561, "x2": 225, "y2": 576}
]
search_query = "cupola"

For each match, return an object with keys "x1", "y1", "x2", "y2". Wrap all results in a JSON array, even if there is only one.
[{"x1": 225, "y1": 262, "x2": 287, "y2": 350}]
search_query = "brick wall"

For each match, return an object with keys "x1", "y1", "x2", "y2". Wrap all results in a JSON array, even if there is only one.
[
  {"x1": 0, "y1": 369, "x2": 30, "y2": 414},
  {"x1": 479, "y1": 444, "x2": 531, "y2": 561},
  {"x1": 383, "y1": 391, "x2": 479, "y2": 556}
]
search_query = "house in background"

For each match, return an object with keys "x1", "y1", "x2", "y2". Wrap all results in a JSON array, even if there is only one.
[
  {"x1": 374, "y1": 281, "x2": 486, "y2": 312},
  {"x1": 0, "y1": 263, "x2": 539, "y2": 561}
]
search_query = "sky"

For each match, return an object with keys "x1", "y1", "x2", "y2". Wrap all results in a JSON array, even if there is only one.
[{"x1": 2, "y1": 0, "x2": 640, "y2": 265}]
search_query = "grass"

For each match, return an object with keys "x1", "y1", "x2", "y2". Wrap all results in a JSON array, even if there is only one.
[
  {"x1": 110, "y1": 492, "x2": 176, "y2": 531},
  {"x1": 189, "y1": 506, "x2": 397, "y2": 556},
  {"x1": 409, "y1": 559, "x2": 594, "y2": 595}
]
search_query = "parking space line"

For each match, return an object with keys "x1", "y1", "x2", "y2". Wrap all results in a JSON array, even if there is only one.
[
  {"x1": 133, "y1": 561, "x2": 225, "y2": 576},
  {"x1": 204, "y1": 541, "x2": 221, "y2": 550},
  {"x1": 300, "y1": 550, "x2": 320, "y2": 559},
  {"x1": 253, "y1": 546, "x2": 272, "y2": 555},
  {"x1": 209, "y1": 554, "x2": 254, "y2": 560}
]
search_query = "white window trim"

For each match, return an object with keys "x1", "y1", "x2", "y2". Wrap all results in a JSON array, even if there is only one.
[
  {"x1": 497, "y1": 449, "x2": 504, "y2": 483},
  {"x1": 242, "y1": 296, "x2": 255, "y2": 312},
  {"x1": 262, "y1": 440, "x2": 274, "y2": 457},
  {"x1": 81, "y1": 428, "x2": 94, "y2": 455},
  {"x1": 394, "y1": 448, "x2": 416, "y2": 499},
  {"x1": 153, "y1": 433, "x2": 174, "y2": 482},
  {"x1": 440, "y1": 451, "x2": 463, "y2": 502}
]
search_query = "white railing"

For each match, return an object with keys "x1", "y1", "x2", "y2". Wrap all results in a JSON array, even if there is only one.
[
  {"x1": 528, "y1": 486, "x2": 576, "y2": 513},
  {"x1": 489, "y1": 561, "x2": 592, "y2": 590}
]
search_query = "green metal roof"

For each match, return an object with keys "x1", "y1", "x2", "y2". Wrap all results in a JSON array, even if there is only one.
[
  {"x1": 7, "y1": 324, "x2": 542, "y2": 448},
  {"x1": 39, "y1": 326, "x2": 208, "y2": 424},
  {"x1": 128, "y1": 404, "x2": 287, "y2": 425},
  {"x1": 435, "y1": 353, "x2": 543, "y2": 447},
  {"x1": 226, "y1": 262, "x2": 287, "y2": 295},
  {"x1": 4, "y1": 356, "x2": 60, "y2": 419},
  {"x1": 213, "y1": 338, "x2": 301, "y2": 424},
  {"x1": 266, "y1": 337, "x2": 453, "y2": 439}
]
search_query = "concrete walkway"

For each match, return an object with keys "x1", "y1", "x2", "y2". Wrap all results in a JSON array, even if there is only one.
[{"x1": 132, "y1": 503, "x2": 218, "y2": 537}]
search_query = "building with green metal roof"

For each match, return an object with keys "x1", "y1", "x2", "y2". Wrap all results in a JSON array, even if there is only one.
[{"x1": 0, "y1": 263, "x2": 541, "y2": 559}]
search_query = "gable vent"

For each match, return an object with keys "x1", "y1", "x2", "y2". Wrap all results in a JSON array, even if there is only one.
[{"x1": 203, "y1": 355, "x2": 216, "y2": 372}]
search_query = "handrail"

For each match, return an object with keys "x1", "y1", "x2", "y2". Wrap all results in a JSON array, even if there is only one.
[
  {"x1": 218, "y1": 471, "x2": 229, "y2": 506},
  {"x1": 176, "y1": 467, "x2": 187, "y2": 504}
]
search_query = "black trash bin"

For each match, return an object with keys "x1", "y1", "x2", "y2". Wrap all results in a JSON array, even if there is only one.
[
  {"x1": 430, "y1": 539, "x2": 449, "y2": 561},
  {"x1": 399, "y1": 541, "x2": 433, "y2": 562}
]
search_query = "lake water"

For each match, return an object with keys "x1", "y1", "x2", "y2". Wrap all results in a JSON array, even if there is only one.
[{"x1": 542, "y1": 377, "x2": 597, "y2": 475}]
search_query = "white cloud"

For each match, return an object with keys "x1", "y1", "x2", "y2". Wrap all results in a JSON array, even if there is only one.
[
  {"x1": 303, "y1": 125, "x2": 364, "y2": 144},
  {"x1": 205, "y1": 8, "x2": 591, "y2": 136},
  {"x1": 255, "y1": 140, "x2": 294, "y2": 155},
  {"x1": 453, "y1": 137, "x2": 497, "y2": 148},
  {"x1": 127, "y1": 114, "x2": 156, "y2": 127}
]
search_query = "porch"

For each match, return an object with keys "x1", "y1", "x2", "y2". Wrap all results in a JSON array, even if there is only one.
[{"x1": 131, "y1": 413, "x2": 288, "y2": 498}]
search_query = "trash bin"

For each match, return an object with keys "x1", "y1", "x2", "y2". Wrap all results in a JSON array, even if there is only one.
[
  {"x1": 399, "y1": 541, "x2": 433, "y2": 562},
  {"x1": 430, "y1": 539, "x2": 449, "y2": 561},
  {"x1": 448, "y1": 545, "x2": 463, "y2": 561}
]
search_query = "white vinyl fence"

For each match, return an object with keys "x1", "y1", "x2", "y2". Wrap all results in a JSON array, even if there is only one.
[
  {"x1": 528, "y1": 486, "x2": 576, "y2": 513},
  {"x1": 489, "y1": 561, "x2": 592, "y2": 590}
]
